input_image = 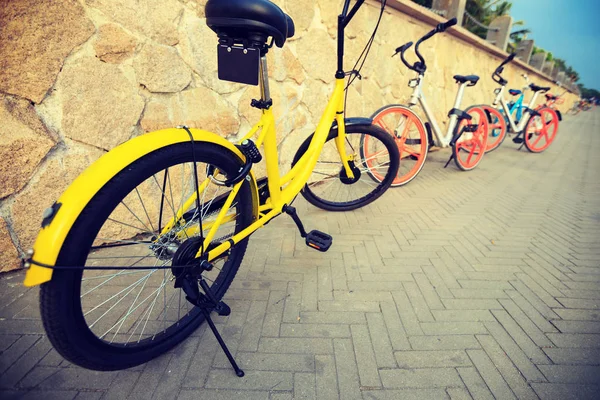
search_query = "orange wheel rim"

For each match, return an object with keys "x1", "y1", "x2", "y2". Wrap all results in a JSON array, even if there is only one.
[
  {"x1": 370, "y1": 107, "x2": 427, "y2": 185},
  {"x1": 456, "y1": 108, "x2": 488, "y2": 169},
  {"x1": 525, "y1": 108, "x2": 558, "y2": 152}
]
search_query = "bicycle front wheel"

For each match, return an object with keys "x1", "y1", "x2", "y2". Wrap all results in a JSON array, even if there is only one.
[
  {"x1": 523, "y1": 107, "x2": 559, "y2": 153},
  {"x1": 292, "y1": 123, "x2": 399, "y2": 211},
  {"x1": 40, "y1": 142, "x2": 255, "y2": 371},
  {"x1": 452, "y1": 107, "x2": 489, "y2": 171},
  {"x1": 370, "y1": 104, "x2": 428, "y2": 186}
]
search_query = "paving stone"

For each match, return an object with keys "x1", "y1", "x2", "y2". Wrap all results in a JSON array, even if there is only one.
[
  {"x1": 333, "y1": 339, "x2": 361, "y2": 400},
  {"x1": 542, "y1": 347, "x2": 600, "y2": 365},
  {"x1": 365, "y1": 313, "x2": 396, "y2": 368},
  {"x1": 403, "y1": 281, "x2": 435, "y2": 322},
  {"x1": 127, "y1": 351, "x2": 172, "y2": 400},
  {"x1": 314, "y1": 354, "x2": 338, "y2": 400},
  {"x1": 551, "y1": 320, "x2": 600, "y2": 334},
  {"x1": 466, "y1": 349, "x2": 516, "y2": 399},
  {"x1": 0, "y1": 335, "x2": 52, "y2": 388},
  {"x1": 476, "y1": 335, "x2": 538, "y2": 399},
  {"x1": 205, "y1": 369, "x2": 293, "y2": 391},
  {"x1": 297, "y1": 311, "x2": 366, "y2": 325},
  {"x1": 554, "y1": 308, "x2": 600, "y2": 321},
  {"x1": 491, "y1": 309, "x2": 552, "y2": 364},
  {"x1": 446, "y1": 387, "x2": 473, "y2": 400},
  {"x1": 391, "y1": 292, "x2": 423, "y2": 336},
  {"x1": 394, "y1": 350, "x2": 471, "y2": 368},
  {"x1": 236, "y1": 352, "x2": 314, "y2": 372},
  {"x1": 556, "y1": 298, "x2": 600, "y2": 310},
  {"x1": 506, "y1": 290, "x2": 559, "y2": 333},
  {"x1": 360, "y1": 388, "x2": 450, "y2": 399},
  {"x1": 102, "y1": 371, "x2": 141, "y2": 400},
  {"x1": 350, "y1": 325, "x2": 380, "y2": 388},
  {"x1": 379, "y1": 368, "x2": 463, "y2": 389},
  {"x1": 431, "y1": 310, "x2": 495, "y2": 322},
  {"x1": 440, "y1": 299, "x2": 503, "y2": 310},
  {"x1": 317, "y1": 300, "x2": 380, "y2": 313},
  {"x1": 38, "y1": 368, "x2": 118, "y2": 391},
  {"x1": 530, "y1": 383, "x2": 600, "y2": 400},
  {"x1": 420, "y1": 322, "x2": 488, "y2": 336},
  {"x1": 408, "y1": 335, "x2": 481, "y2": 351},
  {"x1": 456, "y1": 367, "x2": 494, "y2": 400},
  {"x1": 178, "y1": 389, "x2": 270, "y2": 400},
  {"x1": 484, "y1": 321, "x2": 546, "y2": 382},
  {"x1": 258, "y1": 338, "x2": 333, "y2": 354},
  {"x1": 537, "y1": 365, "x2": 600, "y2": 384}
]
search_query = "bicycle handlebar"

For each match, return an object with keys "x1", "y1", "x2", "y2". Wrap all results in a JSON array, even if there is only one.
[
  {"x1": 393, "y1": 17, "x2": 457, "y2": 74},
  {"x1": 492, "y1": 53, "x2": 516, "y2": 85},
  {"x1": 436, "y1": 17, "x2": 458, "y2": 33}
]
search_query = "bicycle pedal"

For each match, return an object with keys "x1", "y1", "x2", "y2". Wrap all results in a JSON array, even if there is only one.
[
  {"x1": 512, "y1": 137, "x2": 523, "y2": 144},
  {"x1": 305, "y1": 230, "x2": 333, "y2": 252}
]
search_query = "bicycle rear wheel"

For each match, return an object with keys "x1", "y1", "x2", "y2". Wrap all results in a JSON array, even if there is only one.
[
  {"x1": 452, "y1": 107, "x2": 488, "y2": 171},
  {"x1": 292, "y1": 123, "x2": 399, "y2": 211},
  {"x1": 40, "y1": 142, "x2": 255, "y2": 371},
  {"x1": 523, "y1": 107, "x2": 559, "y2": 153},
  {"x1": 477, "y1": 105, "x2": 507, "y2": 152},
  {"x1": 370, "y1": 104, "x2": 428, "y2": 186}
]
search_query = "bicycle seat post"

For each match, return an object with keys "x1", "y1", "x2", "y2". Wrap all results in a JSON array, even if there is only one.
[{"x1": 259, "y1": 55, "x2": 271, "y2": 105}]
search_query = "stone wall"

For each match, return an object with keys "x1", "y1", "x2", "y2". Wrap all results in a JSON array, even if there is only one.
[{"x1": 0, "y1": 0, "x2": 580, "y2": 272}]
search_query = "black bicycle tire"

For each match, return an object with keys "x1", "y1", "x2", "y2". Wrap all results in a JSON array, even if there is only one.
[
  {"x1": 39, "y1": 142, "x2": 255, "y2": 371},
  {"x1": 368, "y1": 104, "x2": 428, "y2": 186},
  {"x1": 291, "y1": 123, "x2": 399, "y2": 211}
]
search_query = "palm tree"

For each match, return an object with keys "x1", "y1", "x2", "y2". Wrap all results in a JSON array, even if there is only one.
[
  {"x1": 565, "y1": 66, "x2": 579, "y2": 82},
  {"x1": 464, "y1": 0, "x2": 526, "y2": 40}
]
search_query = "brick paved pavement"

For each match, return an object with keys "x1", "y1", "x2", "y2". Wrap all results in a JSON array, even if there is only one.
[{"x1": 1, "y1": 111, "x2": 599, "y2": 399}]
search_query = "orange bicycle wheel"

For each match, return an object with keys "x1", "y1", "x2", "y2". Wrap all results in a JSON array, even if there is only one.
[
  {"x1": 481, "y1": 105, "x2": 507, "y2": 152},
  {"x1": 452, "y1": 107, "x2": 489, "y2": 171},
  {"x1": 523, "y1": 106, "x2": 559, "y2": 153},
  {"x1": 369, "y1": 105, "x2": 428, "y2": 186}
]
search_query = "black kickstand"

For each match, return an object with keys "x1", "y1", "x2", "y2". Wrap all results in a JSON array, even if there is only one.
[
  {"x1": 443, "y1": 154, "x2": 454, "y2": 168},
  {"x1": 184, "y1": 278, "x2": 244, "y2": 377}
]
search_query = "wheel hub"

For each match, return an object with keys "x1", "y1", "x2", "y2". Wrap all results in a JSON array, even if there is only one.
[
  {"x1": 339, "y1": 160, "x2": 361, "y2": 184},
  {"x1": 171, "y1": 237, "x2": 204, "y2": 279}
]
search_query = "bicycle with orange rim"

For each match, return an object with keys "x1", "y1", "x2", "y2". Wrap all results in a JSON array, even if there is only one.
[
  {"x1": 369, "y1": 18, "x2": 489, "y2": 185},
  {"x1": 470, "y1": 53, "x2": 560, "y2": 154}
]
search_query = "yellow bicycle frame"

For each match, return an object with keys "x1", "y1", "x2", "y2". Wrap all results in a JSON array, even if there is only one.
[
  {"x1": 24, "y1": 78, "x2": 352, "y2": 287},
  {"x1": 199, "y1": 77, "x2": 352, "y2": 263}
]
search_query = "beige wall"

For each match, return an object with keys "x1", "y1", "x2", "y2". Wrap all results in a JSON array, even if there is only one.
[{"x1": 0, "y1": 0, "x2": 579, "y2": 272}]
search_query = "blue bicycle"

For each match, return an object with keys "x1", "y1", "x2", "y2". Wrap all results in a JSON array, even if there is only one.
[
  {"x1": 487, "y1": 74, "x2": 531, "y2": 148},
  {"x1": 468, "y1": 53, "x2": 559, "y2": 153}
]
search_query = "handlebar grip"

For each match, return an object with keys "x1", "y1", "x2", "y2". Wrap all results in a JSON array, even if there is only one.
[
  {"x1": 507, "y1": 53, "x2": 516, "y2": 62},
  {"x1": 395, "y1": 41, "x2": 413, "y2": 54},
  {"x1": 436, "y1": 17, "x2": 457, "y2": 32}
]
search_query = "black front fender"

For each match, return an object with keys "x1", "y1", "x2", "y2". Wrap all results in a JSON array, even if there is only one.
[
  {"x1": 331, "y1": 117, "x2": 373, "y2": 129},
  {"x1": 555, "y1": 110, "x2": 562, "y2": 121}
]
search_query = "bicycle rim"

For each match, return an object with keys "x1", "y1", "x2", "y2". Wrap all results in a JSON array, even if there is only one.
[
  {"x1": 371, "y1": 105, "x2": 428, "y2": 186},
  {"x1": 524, "y1": 107, "x2": 559, "y2": 152},
  {"x1": 453, "y1": 107, "x2": 488, "y2": 171}
]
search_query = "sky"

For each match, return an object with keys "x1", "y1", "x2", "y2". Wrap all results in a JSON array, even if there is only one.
[{"x1": 509, "y1": 0, "x2": 600, "y2": 90}]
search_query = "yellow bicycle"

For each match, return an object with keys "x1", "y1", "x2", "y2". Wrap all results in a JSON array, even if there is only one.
[{"x1": 23, "y1": 0, "x2": 397, "y2": 371}]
